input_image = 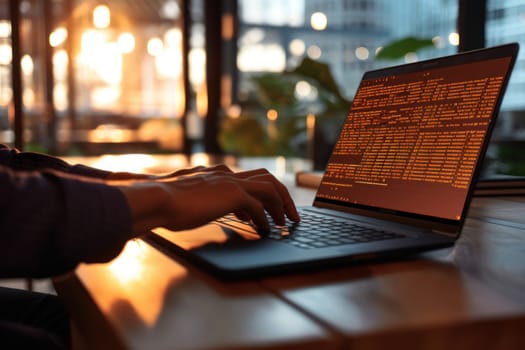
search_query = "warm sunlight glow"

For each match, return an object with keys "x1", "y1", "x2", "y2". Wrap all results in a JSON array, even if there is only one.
[
  {"x1": 92, "y1": 154, "x2": 157, "y2": 173},
  {"x1": 156, "y1": 47, "x2": 182, "y2": 78},
  {"x1": 79, "y1": 40, "x2": 122, "y2": 85},
  {"x1": 190, "y1": 153, "x2": 211, "y2": 167},
  {"x1": 147, "y1": 37, "x2": 164, "y2": 56},
  {"x1": 23, "y1": 88, "x2": 34, "y2": 107},
  {"x1": 53, "y1": 50, "x2": 68, "y2": 78},
  {"x1": 108, "y1": 240, "x2": 145, "y2": 284},
  {"x1": 0, "y1": 87, "x2": 11, "y2": 106},
  {"x1": 84, "y1": 239, "x2": 189, "y2": 327},
  {"x1": 164, "y1": 28, "x2": 182, "y2": 48},
  {"x1": 307, "y1": 113, "x2": 316, "y2": 141},
  {"x1": 189, "y1": 48, "x2": 206, "y2": 85},
  {"x1": 0, "y1": 21, "x2": 11, "y2": 38},
  {"x1": 117, "y1": 32, "x2": 135, "y2": 54},
  {"x1": 196, "y1": 84, "x2": 208, "y2": 117},
  {"x1": 21, "y1": 55, "x2": 34, "y2": 76},
  {"x1": 448, "y1": 32, "x2": 460, "y2": 46},
  {"x1": 267, "y1": 109, "x2": 278, "y2": 121},
  {"x1": 161, "y1": 0, "x2": 180, "y2": 19},
  {"x1": 175, "y1": 79, "x2": 186, "y2": 118},
  {"x1": 49, "y1": 27, "x2": 68, "y2": 47},
  {"x1": 81, "y1": 29, "x2": 105, "y2": 53},
  {"x1": 266, "y1": 110, "x2": 278, "y2": 139},
  {"x1": 0, "y1": 44, "x2": 12, "y2": 65},
  {"x1": 226, "y1": 104, "x2": 242, "y2": 119},
  {"x1": 89, "y1": 123, "x2": 131, "y2": 142},
  {"x1": 237, "y1": 44, "x2": 286, "y2": 72},
  {"x1": 54, "y1": 83, "x2": 68, "y2": 111},
  {"x1": 91, "y1": 86, "x2": 121, "y2": 108},
  {"x1": 222, "y1": 14, "x2": 235, "y2": 40},
  {"x1": 310, "y1": 12, "x2": 328, "y2": 31},
  {"x1": 221, "y1": 74, "x2": 232, "y2": 109},
  {"x1": 77, "y1": 237, "x2": 189, "y2": 328},
  {"x1": 93, "y1": 5, "x2": 111, "y2": 29}
]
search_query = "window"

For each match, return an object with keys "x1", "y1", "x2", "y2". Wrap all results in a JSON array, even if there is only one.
[
  {"x1": 0, "y1": 0, "x2": 187, "y2": 155},
  {"x1": 2, "y1": 0, "x2": 522, "y2": 178},
  {"x1": 239, "y1": 0, "x2": 457, "y2": 97},
  {"x1": 485, "y1": 0, "x2": 525, "y2": 176},
  {"x1": 232, "y1": 0, "x2": 458, "y2": 162}
]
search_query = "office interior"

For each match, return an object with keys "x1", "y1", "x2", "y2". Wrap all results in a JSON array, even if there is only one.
[
  {"x1": 1, "y1": 0, "x2": 524, "y2": 175},
  {"x1": 1, "y1": 0, "x2": 525, "y2": 344}
]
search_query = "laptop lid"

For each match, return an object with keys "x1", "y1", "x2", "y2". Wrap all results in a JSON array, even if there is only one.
[{"x1": 312, "y1": 43, "x2": 519, "y2": 236}]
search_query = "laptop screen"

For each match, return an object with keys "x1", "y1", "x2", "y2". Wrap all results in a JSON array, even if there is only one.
[{"x1": 316, "y1": 49, "x2": 516, "y2": 223}]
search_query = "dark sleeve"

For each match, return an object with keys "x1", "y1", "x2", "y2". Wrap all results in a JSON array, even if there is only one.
[
  {"x1": 0, "y1": 144, "x2": 112, "y2": 179},
  {"x1": 0, "y1": 165, "x2": 132, "y2": 278},
  {"x1": 0, "y1": 144, "x2": 154, "y2": 180}
]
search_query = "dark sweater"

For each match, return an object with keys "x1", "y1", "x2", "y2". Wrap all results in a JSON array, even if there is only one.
[{"x1": 0, "y1": 145, "x2": 132, "y2": 278}]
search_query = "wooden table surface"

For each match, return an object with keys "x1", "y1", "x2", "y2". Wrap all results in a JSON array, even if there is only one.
[{"x1": 53, "y1": 157, "x2": 525, "y2": 349}]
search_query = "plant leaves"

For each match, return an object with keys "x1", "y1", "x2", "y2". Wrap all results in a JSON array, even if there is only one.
[
  {"x1": 252, "y1": 73, "x2": 298, "y2": 109},
  {"x1": 291, "y1": 57, "x2": 349, "y2": 104},
  {"x1": 376, "y1": 37, "x2": 435, "y2": 60}
]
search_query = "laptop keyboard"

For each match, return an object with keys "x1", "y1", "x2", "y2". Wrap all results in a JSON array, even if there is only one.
[{"x1": 217, "y1": 211, "x2": 403, "y2": 249}]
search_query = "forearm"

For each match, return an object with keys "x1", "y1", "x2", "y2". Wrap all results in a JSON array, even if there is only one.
[
  {"x1": 0, "y1": 144, "x2": 154, "y2": 181},
  {"x1": 0, "y1": 166, "x2": 133, "y2": 278}
]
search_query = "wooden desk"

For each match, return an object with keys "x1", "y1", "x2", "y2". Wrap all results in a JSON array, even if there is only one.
[{"x1": 53, "y1": 160, "x2": 525, "y2": 349}]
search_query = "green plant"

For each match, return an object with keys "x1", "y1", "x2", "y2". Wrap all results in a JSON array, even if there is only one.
[
  {"x1": 219, "y1": 57, "x2": 351, "y2": 157},
  {"x1": 219, "y1": 36, "x2": 436, "y2": 158},
  {"x1": 375, "y1": 36, "x2": 435, "y2": 60}
]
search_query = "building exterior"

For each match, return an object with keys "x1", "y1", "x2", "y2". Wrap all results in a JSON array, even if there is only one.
[
  {"x1": 239, "y1": 0, "x2": 459, "y2": 98},
  {"x1": 487, "y1": 0, "x2": 525, "y2": 140},
  {"x1": 238, "y1": 0, "x2": 525, "y2": 173},
  {"x1": 302, "y1": 0, "x2": 458, "y2": 96}
]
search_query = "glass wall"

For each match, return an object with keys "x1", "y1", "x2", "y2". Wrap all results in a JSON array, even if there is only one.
[
  {"x1": 0, "y1": 0, "x2": 523, "y2": 177},
  {"x1": 238, "y1": 0, "x2": 458, "y2": 99},
  {"x1": 486, "y1": 0, "x2": 525, "y2": 176},
  {"x1": 0, "y1": 0, "x2": 186, "y2": 155},
  {"x1": 0, "y1": 3, "x2": 14, "y2": 146},
  {"x1": 226, "y1": 0, "x2": 458, "y2": 166}
]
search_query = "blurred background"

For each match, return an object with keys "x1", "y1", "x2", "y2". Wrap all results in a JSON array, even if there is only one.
[{"x1": 0, "y1": 0, "x2": 523, "y2": 175}]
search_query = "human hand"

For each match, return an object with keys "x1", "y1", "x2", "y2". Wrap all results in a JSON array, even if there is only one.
[
  {"x1": 153, "y1": 164, "x2": 235, "y2": 180},
  {"x1": 106, "y1": 164, "x2": 234, "y2": 182},
  {"x1": 120, "y1": 166, "x2": 300, "y2": 236}
]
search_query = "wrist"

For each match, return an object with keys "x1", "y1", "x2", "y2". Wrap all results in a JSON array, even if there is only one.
[{"x1": 118, "y1": 182, "x2": 170, "y2": 236}]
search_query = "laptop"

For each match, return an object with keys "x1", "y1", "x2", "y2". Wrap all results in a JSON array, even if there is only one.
[{"x1": 147, "y1": 43, "x2": 519, "y2": 280}]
